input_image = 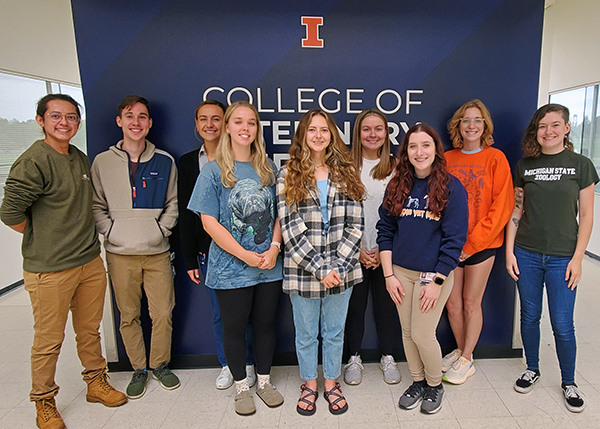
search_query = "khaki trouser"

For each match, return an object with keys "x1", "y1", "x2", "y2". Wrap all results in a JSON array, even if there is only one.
[
  {"x1": 24, "y1": 255, "x2": 107, "y2": 401},
  {"x1": 106, "y1": 251, "x2": 175, "y2": 370},
  {"x1": 393, "y1": 265, "x2": 454, "y2": 386}
]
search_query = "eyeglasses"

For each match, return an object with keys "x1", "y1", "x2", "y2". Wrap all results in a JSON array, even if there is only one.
[
  {"x1": 46, "y1": 112, "x2": 80, "y2": 124},
  {"x1": 461, "y1": 118, "x2": 484, "y2": 125}
]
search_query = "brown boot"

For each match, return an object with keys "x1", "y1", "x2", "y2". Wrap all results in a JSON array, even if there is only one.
[
  {"x1": 86, "y1": 370, "x2": 128, "y2": 407},
  {"x1": 35, "y1": 398, "x2": 66, "y2": 429}
]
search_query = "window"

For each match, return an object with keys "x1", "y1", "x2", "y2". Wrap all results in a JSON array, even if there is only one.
[
  {"x1": 550, "y1": 84, "x2": 600, "y2": 191},
  {"x1": 0, "y1": 72, "x2": 86, "y2": 200}
]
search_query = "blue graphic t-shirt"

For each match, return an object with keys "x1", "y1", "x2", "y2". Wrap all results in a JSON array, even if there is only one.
[{"x1": 188, "y1": 160, "x2": 283, "y2": 289}]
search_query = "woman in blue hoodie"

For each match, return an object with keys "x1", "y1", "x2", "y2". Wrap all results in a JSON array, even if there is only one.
[{"x1": 377, "y1": 123, "x2": 468, "y2": 415}]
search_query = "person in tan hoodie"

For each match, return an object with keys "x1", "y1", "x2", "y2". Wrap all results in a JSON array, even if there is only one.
[{"x1": 91, "y1": 95, "x2": 179, "y2": 400}]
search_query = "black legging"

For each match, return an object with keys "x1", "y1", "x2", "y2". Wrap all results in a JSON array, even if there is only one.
[
  {"x1": 215, "y1": 280, "x2": 281, "y2": 381},
  {"x1": 345, "y1": 264, "x2": 400, "y2": 356}
]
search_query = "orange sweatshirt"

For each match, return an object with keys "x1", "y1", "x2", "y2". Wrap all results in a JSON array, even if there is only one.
[{"x1": 445, "y1": 146, "x2": 514, "y2": 256}]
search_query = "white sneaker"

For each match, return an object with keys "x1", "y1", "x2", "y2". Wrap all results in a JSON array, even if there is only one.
[
  {"x1": 441, "y1": 349, "x2": 462, "y2": 372},
  {"x1": 246, "y1": 365, "x2": 257, "y2": 388},
  {"x1": 443, "y1": 356, "x2": 475, "y2": 384},
  {"x1": 380, "y1": 355, "x2": 401, "y2": 384},
  {"x1": 216, "y1": 366, "x2": 233, "y2": 390}
]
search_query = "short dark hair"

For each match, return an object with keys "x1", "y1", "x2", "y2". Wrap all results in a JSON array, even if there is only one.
[
  {"x1": 118, "y1": 95, "x2": 150, "y2": 117},
  {"x1": 36, "y1": 94, "x2": 81, "y2": 118},
  {"x1": 195, "y1": 99, "x2": 226, "y2": 119}
]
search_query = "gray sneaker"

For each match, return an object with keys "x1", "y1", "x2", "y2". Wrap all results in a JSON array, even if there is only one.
[
  {"x1": 127, "y1": 369, "x2": 148, "y2": 399},
  {"x1": 343, "y1": 355, "x2": 364, "y2": 385},
  {"x1": 152, "y1": 363, "x2": 181, "y2": 390},
  {"x1": 380, "y1": 355, "x2": 401, "y2": 384},
  {"x1": 398, "y1": 380, "x2": 426, "y2": 410},
  {"x1": 420, "y1": 384, "x2": 444, "y2": 414}
]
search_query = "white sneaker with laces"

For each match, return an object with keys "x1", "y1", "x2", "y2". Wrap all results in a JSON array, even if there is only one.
[
  {"x1": 441, "y1": 349, "x2": 462, "y2": 372},
  {"x1": 216, "y1": 365, "x2": 234, "y2": 390},
  {"x1": 443, "y1": 356, "x2": 475, "y2": 384},
  {"x1": 246, "y1": 365, "x2": 257, "y2": 388}
]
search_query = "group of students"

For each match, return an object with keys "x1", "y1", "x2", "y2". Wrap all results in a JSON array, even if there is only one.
[
  {"x1": 0, "y1": 94, "x2": 595, "y2": 428},
  {"x1": 179, "y1": 97, "x2": 597, "y2": 417}
]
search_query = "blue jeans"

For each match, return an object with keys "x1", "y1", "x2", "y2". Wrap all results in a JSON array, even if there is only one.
[
  {"x1": 200, "y1": 255, "x2": 254, "y2": 366},
  {"x1": 515, "y1": 246, "x2": 577, "y2": 384},
  {"x1": 290, "y1": 288, "x2": 352, "y2": 381}
]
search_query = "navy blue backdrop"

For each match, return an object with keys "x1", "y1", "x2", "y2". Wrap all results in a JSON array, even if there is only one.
[{"x1": 71, "y1": 0, "x2": 544, "y2": 368}]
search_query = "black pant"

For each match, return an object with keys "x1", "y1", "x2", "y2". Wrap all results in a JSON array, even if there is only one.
[
  {"x1": 215, "y1": 280, "x2": 281, "y2": 381},
  {"x1": 345, "y1": 264, "x2": 400, "y2": 356}
]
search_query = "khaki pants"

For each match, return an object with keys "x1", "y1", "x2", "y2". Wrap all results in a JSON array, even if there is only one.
[
  {"x1": 106, "y1": 251, "x2": 175, "y2": 370},
  {"x1": 24, "y1": 255, "x2": 107, "y2": 401},
  {"x1": 393, "y1": 265, "x2": 454, "y2": 386}
]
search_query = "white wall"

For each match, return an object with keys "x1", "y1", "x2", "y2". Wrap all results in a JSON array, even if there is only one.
[
  {"x1": 0, "y1": 1, "x2": 81, "y2": 287},
  {"x1": 0, "y1": 0, "x2": 81, "y2": 84},
  {"x1": 538, "y1": 0, "x2": 600, "y2": 255}
]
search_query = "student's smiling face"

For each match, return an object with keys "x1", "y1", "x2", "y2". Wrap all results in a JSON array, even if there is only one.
[{"x1": 117, "y1": 102, "x2": 152, "y2": 143}]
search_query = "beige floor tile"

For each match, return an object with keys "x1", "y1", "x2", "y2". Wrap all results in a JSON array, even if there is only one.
[
  {"x1": 497, "y1": 386, "x2": 569, "y2": 416},
  {"x1": 337, "y1": 392, "x2": 398, "y2": 424},
  {"x1": 102, "y1": 401, "x2": 174, "y2": 429},
  {"x1": 513, "y1": 414, "x2": 578, "y2": 429},
  {"x1": 457, "y1": 416, "x2": 521, "y2": 429},
  {"x1": 446, "y1": 388, "x2": 510, "y2": 419},
  {"x1": 399, "y1": 419, "x2": 461, "y2": 428}
]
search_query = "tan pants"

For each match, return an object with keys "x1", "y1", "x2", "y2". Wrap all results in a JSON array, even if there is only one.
[
  {"x1": 24, "y1": 255, "x2": 107, "y2": 401},
  {"x1": 106, "y1": 251, "x2": 175, "y2": 370},
  {"x1": 393, "y1": 265, "x2": 454, "y2": 386}
]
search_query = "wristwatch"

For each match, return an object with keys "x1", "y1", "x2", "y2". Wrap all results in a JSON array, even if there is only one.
[{"x1": 434, "y1": 276, "x2": 444, "y2": 286}]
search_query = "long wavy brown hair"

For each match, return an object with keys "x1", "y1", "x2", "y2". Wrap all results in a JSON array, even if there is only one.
[
  {"x1": 384, "y1": 123, "x2": 449, "y2": 217},
  {"x1": 282, "y1": 109, "x2": 365, "y2": 205},
  {"x1": 351, "y1": 109, "x2": 395, "y2": 180},
  {"x1": 523, "y1": 103, "x2": 573, "y2": 158}
]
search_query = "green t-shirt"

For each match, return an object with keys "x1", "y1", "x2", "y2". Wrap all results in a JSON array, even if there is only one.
[
  {"x1": 0, "y1": 140, "x2": 100, "y2": 272},
  {"x1": 514, "y1": 150, "x2": 599, "y2": 256}
]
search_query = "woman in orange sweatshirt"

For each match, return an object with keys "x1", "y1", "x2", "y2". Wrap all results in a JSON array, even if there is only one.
[{"x1": 442, "y1": 100, "x2": 514, "y2": 384}]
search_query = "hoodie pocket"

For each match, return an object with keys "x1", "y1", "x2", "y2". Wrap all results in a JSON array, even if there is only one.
[{"x1": 107, "y1": 218, "x2": 165, "y2": 252}]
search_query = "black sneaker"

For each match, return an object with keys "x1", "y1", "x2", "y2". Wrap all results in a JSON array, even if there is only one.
[
  {"x1": 420, "y1": 384, "x2": 444, "y2": 414},
  {"x1": 398, "y1": 380, "x2": 426, "y2": 410},
  {"x1": 514, "y1": 369, "x2": 540, "y2": 394},
  {"x1": 562, "y1": 383, "x2": 585, "y2": 413}
]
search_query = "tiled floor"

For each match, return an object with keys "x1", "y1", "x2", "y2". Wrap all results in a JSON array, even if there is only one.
[{"x1": 2, "y1": 258, "x2": 600, "y2": 428}]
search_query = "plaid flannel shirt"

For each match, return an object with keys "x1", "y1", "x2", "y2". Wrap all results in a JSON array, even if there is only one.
[{"x1": 276, "y1": 166, "x2": 363, "y2": 298}]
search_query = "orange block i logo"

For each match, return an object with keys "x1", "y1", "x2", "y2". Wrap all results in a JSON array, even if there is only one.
[{"x1": 301, "y1": 16, "x2": 324, "y2": 48}]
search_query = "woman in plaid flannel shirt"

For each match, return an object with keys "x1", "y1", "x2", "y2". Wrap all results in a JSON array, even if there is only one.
[{"x1": 277, "y1": 109, "x2": 365, "y2": 416}]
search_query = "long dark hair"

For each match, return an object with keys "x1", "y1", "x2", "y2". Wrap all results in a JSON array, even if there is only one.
[{"x1": 384, "y1": 123, "x2": 449, "y2": 216}]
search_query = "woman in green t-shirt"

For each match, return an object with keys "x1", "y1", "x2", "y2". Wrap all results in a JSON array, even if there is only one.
[{"x1": 505, "y1": 103, "x2": 598, "y2": 413}]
